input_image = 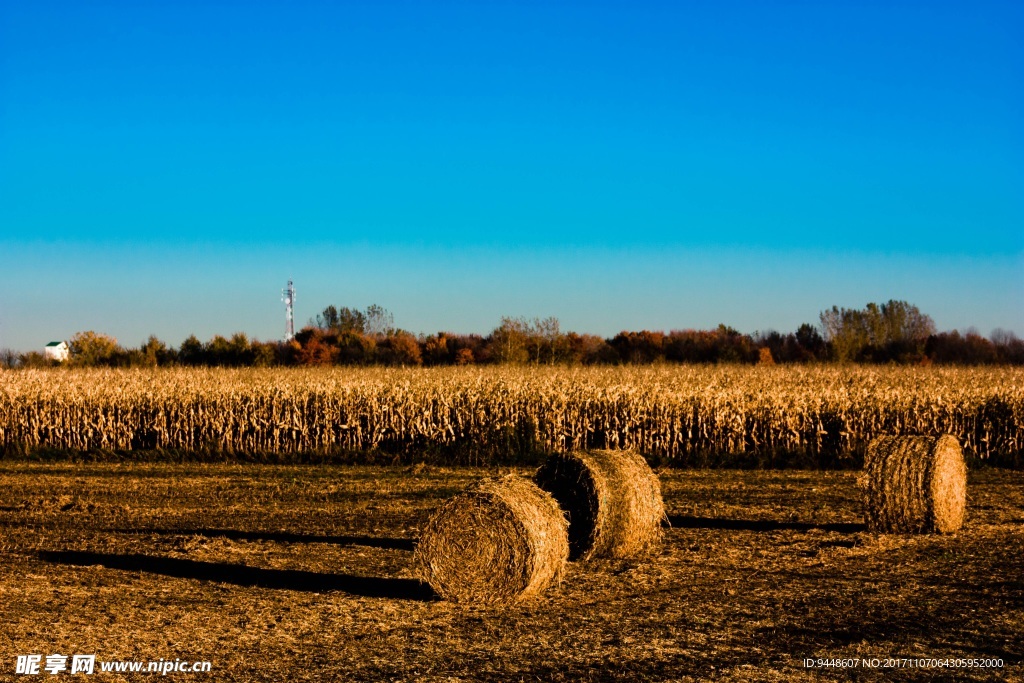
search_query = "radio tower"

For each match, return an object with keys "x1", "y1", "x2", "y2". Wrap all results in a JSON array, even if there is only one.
[{"x1": 282, "y1": 279, "x2": 296, "y2": 341}]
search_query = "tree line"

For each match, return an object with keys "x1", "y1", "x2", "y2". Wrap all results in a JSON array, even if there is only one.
[{"x1": 4, "y1": 300, "x2": 1022, "y2": 369}]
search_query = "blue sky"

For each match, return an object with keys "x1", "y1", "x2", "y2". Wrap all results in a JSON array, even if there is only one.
[{"x1": 1, "y1": 1, "x2": 1021, "y2": 351}]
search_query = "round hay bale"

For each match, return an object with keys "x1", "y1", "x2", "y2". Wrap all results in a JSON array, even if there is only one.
[
  {"x1": 863, "y1": 434, "x2": 966, "y2": 534},
  {"x1": 414, "y1": 475, "x2": 568, "y2": 604},
  {"x1": 534, "y1": 449, "x2": 665, "y2": 561}
]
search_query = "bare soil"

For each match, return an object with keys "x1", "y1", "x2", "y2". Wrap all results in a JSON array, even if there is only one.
[{"x1": 1, "y1": 463, "x2": 1021, "y2": 681}]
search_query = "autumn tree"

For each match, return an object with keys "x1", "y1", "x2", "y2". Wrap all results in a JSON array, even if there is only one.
[
  {"x1": 68, "y1": 331, "x2": 122, "y2": 366},
  {"x1": 377, "y1": 331, "x2": 423, "y2": 366},
  {"x1": 490, "y1": 317, "x2": 531, "y2": 364},
  {"x1": 363, "y1": 304, "x2": 395, "y2": 337},
  {"x1": 821, "y1": 300, "x2": 934, "y2": 362}
]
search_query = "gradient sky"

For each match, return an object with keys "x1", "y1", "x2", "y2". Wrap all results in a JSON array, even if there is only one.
[{"x1": 1, "y1": 1, "x2": 1021, "y2": 352}]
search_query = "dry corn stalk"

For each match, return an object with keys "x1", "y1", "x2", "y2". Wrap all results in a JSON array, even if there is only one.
[{"x1": 0, "y1": 366, "x2": 1020, "y2": 465}]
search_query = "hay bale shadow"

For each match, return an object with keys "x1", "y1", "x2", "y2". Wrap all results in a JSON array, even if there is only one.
[
  {"x1": 37, "y1": 550, "x2": 436, "y2": 601},
  {"x1": 110, "y1": 527, "x2": 416, "y2": 551},
  {"x1": 666, "y1": 515, "x2": 865, "y2": 534}
]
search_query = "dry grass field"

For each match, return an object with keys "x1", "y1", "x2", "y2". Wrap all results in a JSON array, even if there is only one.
[{"x1": 1, "y1": 463, "x2": 1020, "y2": 681}]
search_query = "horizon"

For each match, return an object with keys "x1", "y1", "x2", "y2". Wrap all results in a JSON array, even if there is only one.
[
  {"x1": 12, "y1": 284, "x2": 1021, "y2": 355},
  {"x1": 2, "y1": 1, "x2": 1021, "y2": 352}
]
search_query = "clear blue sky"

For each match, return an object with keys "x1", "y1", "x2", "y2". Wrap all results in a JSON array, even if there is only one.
[{"x1": 1, "y1": 1, "x2": 1021, "y2": 351}]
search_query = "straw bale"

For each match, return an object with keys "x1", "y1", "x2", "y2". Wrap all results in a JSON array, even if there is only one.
[
  {"x1": 415, "y1": 475, "x2": 569, "y2": 604},
  {"x1": 535, "y1": 449, "x2": 664, "y2": 560},
  {"x1": 864, "y1": 434, "x2": 966, "y2": 533}
]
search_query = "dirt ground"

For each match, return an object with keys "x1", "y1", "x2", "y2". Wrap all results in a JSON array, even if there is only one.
[{"x1": 0, "y1": 463, "x2": 1020, "y2": 682}]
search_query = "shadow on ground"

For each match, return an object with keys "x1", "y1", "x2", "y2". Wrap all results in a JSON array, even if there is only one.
[
  {"x1": 0, "y1": 519, "x2": 418, "y2": 550},
  {"x1": 110, "y1": 527, "x2": 417, "y2": 551},
  {"x1": 37, "y1": 550, "x2": 436, "y2": 601},
  {"x1": 667, "y1": 515, "x2": 865, "y2": 534}
]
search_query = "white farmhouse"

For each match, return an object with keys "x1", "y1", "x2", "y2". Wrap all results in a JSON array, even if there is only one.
[{"x1": 44, "y1": 341, "x2": 69, "y2": 362}]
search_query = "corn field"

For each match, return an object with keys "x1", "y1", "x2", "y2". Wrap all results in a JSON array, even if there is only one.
[{"x1": 1, "y1": 366, "x2": 1021, "y2": 467}]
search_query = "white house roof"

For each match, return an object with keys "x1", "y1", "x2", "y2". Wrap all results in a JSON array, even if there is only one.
[{"x1": 45, "y1": 341, "x2": 66, "y2": 347}]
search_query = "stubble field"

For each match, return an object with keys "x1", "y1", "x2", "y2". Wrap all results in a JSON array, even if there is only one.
[{"x1": 1, "y1": 462, "x2": 1021, "y2": 682}]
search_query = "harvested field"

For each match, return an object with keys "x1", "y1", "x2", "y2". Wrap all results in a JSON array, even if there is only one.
[{"x1": 1, "y1": 463, "x2": 1020, "y2": 681}]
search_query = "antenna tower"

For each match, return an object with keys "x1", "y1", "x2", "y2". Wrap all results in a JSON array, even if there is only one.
[{"x1": 282, "y1": 279, "x2": 296, "y2": 341}]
